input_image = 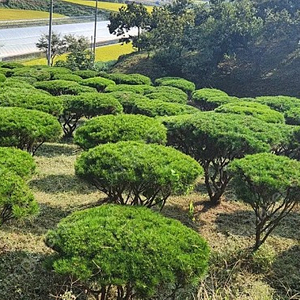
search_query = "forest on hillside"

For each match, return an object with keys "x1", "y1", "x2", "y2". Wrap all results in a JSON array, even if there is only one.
[{"x1": 109, "y1": 0, "x2": 300, "y2": 97}]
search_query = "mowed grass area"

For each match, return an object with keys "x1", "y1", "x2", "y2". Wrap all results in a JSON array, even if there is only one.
[
  {"x1": 62, "y1": 0, "x2": 153, "y2": 12},
  {"x1": 0, "y1": 8, "x2": 64, "y2": 20},
  {"x1": 23, "y1": 42, "x2": 135, "y2": 66},
  {"x1": 0, "y1": 139, "x2": 299, "y2": 299}
]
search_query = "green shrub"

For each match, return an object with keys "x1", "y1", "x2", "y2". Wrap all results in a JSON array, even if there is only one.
[
  {"x1": 45, "y1": 204, "x2": 209, "y2": 299},
  {"x1": 0, "y1": 88, "x2": 63, "y2": 117},
  {"x1": 104, "y1": 84, "x2": 155, "y2": 94},
  {"x1": 73, "y1": 69, "x2": 98, "y2": 79},
  {"x1": 284, "y1": 107, "x2": 300, "y2": 125},
  {"x1": 254, "y1": 95, "x2": 300, "y2": 113},
  {"x1": 155, "y1": 77, "x2": 196, "y2": 95},
  {"x1": 162, "y1": 112, "x2": 289, "y2": 204},
  {"x1": 0, "y1": 147, "x2": 36, "y2": 179},
  {"x1": 80, "y1": 77, "x2": 115, "y2": 92},
  {"x1": 146, "y1": 91, "x2": 187, "y2": 104},
  {"x1": 107, "y1": 73, "x2": 152, "y2": 85},
  {"x1": 34, "y1": 80, "x2": 96, "y2": 96},
  {"x1": 61, "y1": 93, "x2": 123, "y2": 136},
  {"x1": 107, "y1": 91, "x2": 149, "y2": 113},
  {"x1": 12, "y1": 67, "x2": 51, "y2": 81},
  {"x1": 0, "y1": 62, "x2": 24, "y2": 69},
  {"x1": 8, "y1": 76, "x2": 37, "y2": 85},
  {"x1": 0, "y1": 68, "x2": 11, "y2": 76},
  {"x1": 132, "y1": 99, "x2": 199, "y2": 117},
  {"x1": 229, "y1": 153, "x2": 300, "y2": 250},
  {"x1": 0, "y1": 107, "x2": 62, "y2": 154},
  {"x1": 75, "y1": 141, "x2": 202, "y2": 208},
  {"x1": 150, "y1": 85, "x2": 188, "y2": 99},
  {"x1": 0, "y1": 167, "x2": 38, "y2": 226},
  {"x1": 0, "y1": 74, "x2": 6, "y2": 83},
  {"x1": 52, "y1": 73, "x2": 82, "y2": 82},
  {"x1": 74, "y1": 114, "x2": 167, "y2": 149},
  {"x1": 0, "y1": 78, "x2": 36, "y2": 89},
  {"x1": 215, "y1": 101, "x2": 285, "y2": 123},
  {"x1": 192, "y1": 88, "x2": 236, "y2": 110}
]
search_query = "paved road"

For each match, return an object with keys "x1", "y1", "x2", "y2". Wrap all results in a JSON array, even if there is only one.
[{"x1": 0, "y1": 21, "x2": 133, "y2": 59}]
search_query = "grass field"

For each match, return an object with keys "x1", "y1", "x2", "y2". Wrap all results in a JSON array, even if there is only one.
[
  {"x1": 0, "y1": 8, "x2": 64, "y2": 20},
  {"x1": 0, "y1": 139, "x2": 299, "y2": 299},
  {"x1": 62, "y1": 0, "x2": 153, "y2": 12},
  {"x1": 23, "y1": 42, "x2": 135, "y2": 66}
]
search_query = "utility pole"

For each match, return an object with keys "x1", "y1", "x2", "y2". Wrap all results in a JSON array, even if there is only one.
[
  {"x1": 47, "y1": 0, "x2": 54, "y2": 66},
  {"x1": 93, "y1": 0, "x2": 99, "y2": 63}
]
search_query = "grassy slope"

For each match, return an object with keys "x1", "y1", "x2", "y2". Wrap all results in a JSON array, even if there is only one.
[
  {"x1": 23, "y1": 43, "x2": 135, "y2": 66},
  {"x1": 62, "y1": 0, "x2": 153, "y2": 12},
  {"x1": 0, "y1": 140, "x2": 299, "y2": 299},
  {"x1": 0, "y1": 8, "x2": 64, "y2": 20}
]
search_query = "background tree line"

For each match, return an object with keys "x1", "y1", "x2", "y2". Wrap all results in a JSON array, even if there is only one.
[{"x1": 109, "y1": 0, "x2": 300, "y2": 97}]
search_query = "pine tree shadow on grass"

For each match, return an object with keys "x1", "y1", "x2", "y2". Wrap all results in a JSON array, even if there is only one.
[
  {"x1": 0, "y1": 203, "x2": 70, "y2": 236},
  {"x1": 29, "y1": 174, "x2": 97, "y2": 195},
  {"x1": 159, "y1": 202, "x2": 198, "y2": 231},
  {"x1": 269, "y1": 245, "x2": 300, "y2": 300},
  {"x1": 215, "y1": 209, "x2": 300, "y2": 240},
  {"x1": 34, "y1": 141, "x2": 81, "y2": 158}
]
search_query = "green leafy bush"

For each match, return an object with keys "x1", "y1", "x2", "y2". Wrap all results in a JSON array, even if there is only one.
[
  {"x1": 0, "y1": 62, "x2": 24, "y2": 69},
  {"x1": 229, "y1": 153, "x2": 300, "y2": 250},
  {"x1": 150, "y1": 85, "x2": 188, "y2": 99},
  {"x1": 8, "y1": 76, "x2": 37, "y2": 85},
  {"x1": 0, "y1": 78, "x2": 36, "y2": 89},
  {"x1": 74, "y1": 114, "x2": 167, "y2": 149},
  {"x1": 52, "y1": 73, "x2": 83, "y2": 82},
  {"x1": 45, "y1": 204, "x2": 209, "y2": 299},
  {"x1": 253, "y1": 96, "x2": 300, "y2": 113},
  {"x1": 73, "y1": 69, "x2": 98, "y2": 79},
  {"x1": 75, "y1": 141, "x2": 202, "y2": 208},
  {"x1": 162, "y1": 112, "x2": 289, "y2": 204},
  {"x1": 146, "y1": 91, "x2": 187, "y2": 104},
  {"x1": 0, "y1": 107, "x2": 62, "y2": 154},
  {"x1": 61, "y1": 93, "x2": 123, "y2": 136},
  {"x1": 80, "y1": 77, "x2": 115, "y2": 92},
  {"x1": 12, "y1": 67, "x2": 51, "y2": 81},
  {"x1": 215, "y1": 101, "x2": 285, "y2": 123},
  {"x1": 0, "y1": 68, "x2": 11, "y2": 77},
  {"x1": 0, "y1": 74, "x2": 6, "y2": 83},
  {"x1": 106, "y1": 73, "x2": 152, "y2": 85},
  {"x1": 0, "y1": 147, "x2": 36, "y2": 179},
  {"x1": 132, "y1": 99, "x2": 199, "y2": 117},
  {"x1": 107, "y1": 91, "x2": 149, "y2": 113},
  {"x1": 192, "y1": 88, "x2": 236, "y2": 110},
  {"x1": 104, "y1": 84, "x2": 155, "y2": 94},
  {"x1": 0, "y1": 167, "x2": 38, "y2": 226},
  {"x1": 0, "y1": 88, "x2": 63, "y2": 117},
  {"x1": 284, "y1": 107, "x2": 300, "y2": 125},
  {"x1": 34, "y1": 80, "x2": 96, "y2": 96},
  {"x1": 155, "y1": 77, "x2": 196, "y2": 95}
]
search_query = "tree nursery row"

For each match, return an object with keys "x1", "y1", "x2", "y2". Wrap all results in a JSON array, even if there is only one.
[{"x1": 1, "y1": 62, "x2": 300, "y2": 299}]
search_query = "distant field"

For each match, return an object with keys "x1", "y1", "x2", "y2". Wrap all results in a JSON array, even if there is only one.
[
  {"x1": 23, "y1": 42, "x2": 135, "y2": 66},
  {"x1": 62, "y1": 0, "x2": 153, "y2": 12},
  {"x1": 0, "y1": 8, "x2": 64, "y2": 20}
]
